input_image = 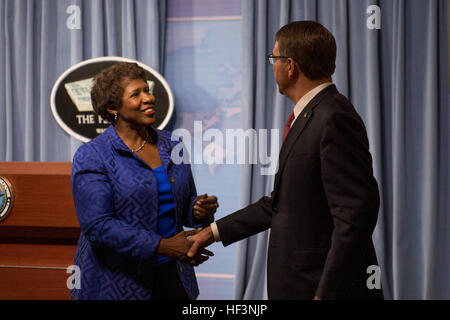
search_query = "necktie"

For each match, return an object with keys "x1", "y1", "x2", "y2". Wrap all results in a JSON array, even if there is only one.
[{"x1": 282, "y1": 111, "x2": 295, "y2": 143}]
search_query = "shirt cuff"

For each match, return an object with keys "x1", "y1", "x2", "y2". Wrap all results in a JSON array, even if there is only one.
[{"x1": 210, "y1": 222, "x2": 221, "y2": 242}]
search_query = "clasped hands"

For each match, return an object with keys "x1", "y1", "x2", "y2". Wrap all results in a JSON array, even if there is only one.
[{"x1": 156, "y1": 194, "x2": 218, "y2": 266}]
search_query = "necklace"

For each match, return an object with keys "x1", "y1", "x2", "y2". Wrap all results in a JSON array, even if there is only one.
[{"x1": 131, "y1": 131, "x2": 149, "y2": 153}]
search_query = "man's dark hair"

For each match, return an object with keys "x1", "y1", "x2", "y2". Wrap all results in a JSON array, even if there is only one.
[
  {"x1": 275, "y1": 21, "x2": 336, "y2": 80},
  {"x1": 90, "y1": 62, "x2": 147, "y2": 122}
]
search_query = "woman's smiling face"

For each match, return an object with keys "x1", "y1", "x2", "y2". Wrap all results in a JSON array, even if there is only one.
[{"x1": 115, "y1": 78, "x2": 156, "y2": 126}]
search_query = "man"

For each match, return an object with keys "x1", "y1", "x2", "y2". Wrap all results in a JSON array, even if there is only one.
[{"x1": 188, "y1": 21, "x2": 383, "y2": 300}]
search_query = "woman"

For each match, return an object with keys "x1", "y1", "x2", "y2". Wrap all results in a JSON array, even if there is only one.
[{"x1": 70, "y1": 62, "x2": 218, "y2": 300}]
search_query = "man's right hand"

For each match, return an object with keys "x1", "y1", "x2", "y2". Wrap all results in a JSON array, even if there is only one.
[{"x1": 186, "y1": 226, "x2": 215, "y2": 259}]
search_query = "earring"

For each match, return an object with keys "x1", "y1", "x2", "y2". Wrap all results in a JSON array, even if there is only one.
[{"x1": 114, "y1": 113, "x2": 118, "y2": 122}]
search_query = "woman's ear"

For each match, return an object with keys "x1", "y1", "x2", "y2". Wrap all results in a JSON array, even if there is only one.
[
  {"x1": 107, "y1": 107, "x2": 118, "y2": 116},
  {"x1": 106, "y1": 107, "x2": 119, "y2": 122}
]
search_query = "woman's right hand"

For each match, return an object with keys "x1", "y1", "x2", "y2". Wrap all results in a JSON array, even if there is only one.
[{"x1": 156, "y1": 229, "x2": 214, "y2": 266}]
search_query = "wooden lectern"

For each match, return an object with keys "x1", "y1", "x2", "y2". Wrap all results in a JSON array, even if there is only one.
[{"x1": 0, "y1": 162, "x2": 79, "y2": 299}]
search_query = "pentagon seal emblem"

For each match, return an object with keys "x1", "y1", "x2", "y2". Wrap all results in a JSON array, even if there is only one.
[
  {"x1": 0, "y1": 176, "x2": 14, "y2": 222},
  {"x1": 50, "y1": 56, "x2": 174, "y2": 143}
]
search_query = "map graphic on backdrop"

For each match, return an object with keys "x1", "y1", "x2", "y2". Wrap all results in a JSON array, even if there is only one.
[
  {"x1": 166, "y1": 22, "x2": 242, "y2": 175},
  {"x1": 165, "y1": 17, "x2": 242, "y2": 299}
]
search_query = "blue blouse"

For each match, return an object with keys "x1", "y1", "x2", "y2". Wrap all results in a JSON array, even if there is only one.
[{"x1": 153, "y1": 165, "x2": 176, "y2": 265}]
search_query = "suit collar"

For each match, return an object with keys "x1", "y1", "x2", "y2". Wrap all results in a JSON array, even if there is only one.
[
  {"x1": 292, "y1": 82, "x2": 334, "y2": 123},
  {"x1": 297, "y1": 83, "x2": 337, "y2": 114}
]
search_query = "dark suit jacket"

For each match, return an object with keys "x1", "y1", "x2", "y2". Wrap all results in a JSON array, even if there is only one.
[{"x1": 216, "y1": 85, "x2": 383, "y2": 300}]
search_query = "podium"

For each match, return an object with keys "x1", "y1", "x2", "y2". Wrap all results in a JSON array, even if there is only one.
[{"x1": 0, "y1": 162, "x2": 79, "y2": 299}]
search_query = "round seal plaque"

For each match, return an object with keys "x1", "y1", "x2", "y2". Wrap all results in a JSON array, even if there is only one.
[
  {"x1": 0, "y1": 176, "x2": 14, "y2": 222},
  {"x1": 50, "y1": 56, "x2": 174, "y2": 143}
]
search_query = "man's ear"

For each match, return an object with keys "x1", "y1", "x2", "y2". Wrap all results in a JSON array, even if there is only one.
[{"x1": 287, "y1": 58, "x2": 298, "y2": 79}]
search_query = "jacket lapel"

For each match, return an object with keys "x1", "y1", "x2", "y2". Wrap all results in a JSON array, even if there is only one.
[
  {"x1": 273, "y1": 85, "x2": 338, "y2": 195},
  {"x1": 107, "y1": 125, "x2": 130, "y2": 152},
  {"x1": 108, "y1": 124, "x2": 175, "y2": 171},
  {"x1": 156, "y1": 131, "x2": 176, "y2": 171}
]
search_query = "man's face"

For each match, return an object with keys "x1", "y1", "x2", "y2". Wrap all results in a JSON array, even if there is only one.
[{"x1": 272, "y1": 41, "x2": 289, "y2": 95}]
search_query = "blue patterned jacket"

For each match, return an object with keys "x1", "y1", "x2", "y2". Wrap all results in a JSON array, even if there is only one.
[{"x1": 70, "y1": 125, "x2": 211, "y2": 300}]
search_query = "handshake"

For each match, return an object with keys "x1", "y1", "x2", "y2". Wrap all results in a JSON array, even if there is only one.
[{"x1": 156, "y1": 194, "x2": 218, "y2": 266}]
